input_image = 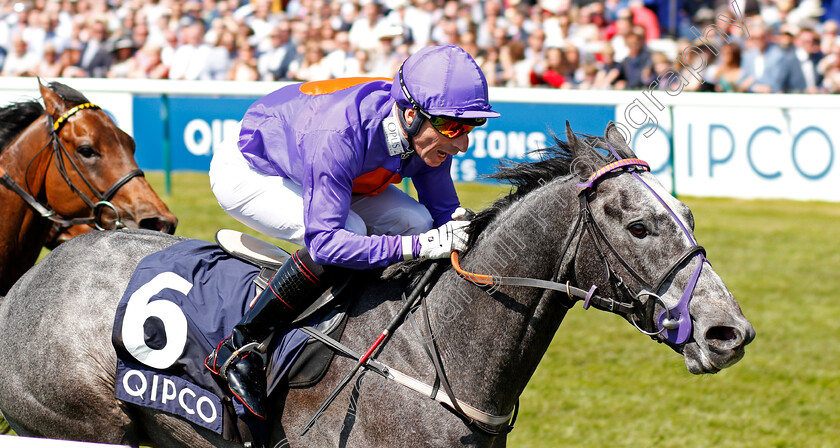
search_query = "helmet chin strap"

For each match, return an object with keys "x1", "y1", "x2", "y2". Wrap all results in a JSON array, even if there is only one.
[{"x1": 398, "y1": 105, "x2": 424, "y2": 138}]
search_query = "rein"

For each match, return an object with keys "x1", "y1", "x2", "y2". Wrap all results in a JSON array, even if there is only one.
[
  {"x1": 0, "y1": 102, "x2": 144, "y2": 230},
  {"x1": 300, "y1": 153, "x2": 709, "y2": 438}
]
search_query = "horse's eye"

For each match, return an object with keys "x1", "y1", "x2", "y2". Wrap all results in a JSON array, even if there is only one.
[
  {"x1": 77, "y1": 146, "x2": 97, "y2": 159},
  {"x1": 628, "y1": 222, "x2": 648, "y2": 238}
]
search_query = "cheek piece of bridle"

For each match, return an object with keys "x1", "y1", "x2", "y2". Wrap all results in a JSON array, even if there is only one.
[
  {"x1": 0, "y1": 102, "x2": 144, "y2": 230},
  {"x1": 452, "y1": 145, "x2": 708, "y2": 346}
]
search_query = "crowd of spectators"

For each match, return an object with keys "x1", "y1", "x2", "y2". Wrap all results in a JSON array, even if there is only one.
[{"x1": 1, "y1": 0, "x2": 840, "y2": 93}]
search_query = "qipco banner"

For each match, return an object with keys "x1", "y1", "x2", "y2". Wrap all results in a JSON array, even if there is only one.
[
  {"x1": 669, "y1": 106, "x2": 837, "y2": 202},
  {"x1": 614, "y1": 101, "x2": 838, "y2": 202}
]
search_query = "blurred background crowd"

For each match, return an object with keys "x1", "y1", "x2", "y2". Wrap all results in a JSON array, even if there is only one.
[{"x1": 1, "y1": 0, "x2": 839, "y2": 92}]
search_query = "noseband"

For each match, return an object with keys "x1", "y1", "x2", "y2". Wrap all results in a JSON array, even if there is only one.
[
  {"x1": 454, "y1": 152, "x2": 708, "y2": 346},
  {"x1": 0, "y1": 102, "x2": 144, "y2": 230}
]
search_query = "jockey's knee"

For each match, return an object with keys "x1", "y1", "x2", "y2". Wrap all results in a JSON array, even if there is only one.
[
  {"x1": 345, "y1": 212, "x2": 367, "y2": 236},
  {"x1": 385, "y1": 206, "x2": 433, "y2": 235}
]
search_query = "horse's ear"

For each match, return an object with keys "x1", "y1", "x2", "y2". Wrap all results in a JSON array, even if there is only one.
[
  {"x1": 39, "y1": 80, "x2": 68, "y2": 118},
  {"x1": 604, "y1": 121, "x2": 637, "y2": 159},
  {"x1": 565, "y1": 120, "x2": 580, "y2": 153},
  {"x1": 566, "y1": 121, "x2": 597, "y2": 177}
]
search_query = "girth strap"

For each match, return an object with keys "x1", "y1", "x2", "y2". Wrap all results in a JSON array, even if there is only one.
[
  {"x1": 402, "y1": 293, "x2": 442, "y2": 399},
  {"x1": 416, "y1": 291, "x2": 512, "y2": 434},
  {"x1": 379, "y1": 364, "x2": 519, "y2": 431}
]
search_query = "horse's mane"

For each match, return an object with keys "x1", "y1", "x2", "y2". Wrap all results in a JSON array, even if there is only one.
[
  {"x1": 468, "y1": 132, "x2": 614, "y2": 241},
  {"x1": 0, "y1": 101, "x2": 43, "y2": 154},
  {"x1": 0, "y1": 82, "x2": 89, "y2": 154},
  {"x1": 383, "y1": 130, "x2": 620, "y2": 282}
]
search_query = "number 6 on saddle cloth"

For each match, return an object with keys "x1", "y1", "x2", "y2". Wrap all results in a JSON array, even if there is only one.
[{"x1": 111, "y1": 230, "x2": 351, "y2": 443}]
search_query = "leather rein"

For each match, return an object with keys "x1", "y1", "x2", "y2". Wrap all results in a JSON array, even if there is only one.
[{"x1": 0, "y1": 102, "x2": 144, "y2": 230}]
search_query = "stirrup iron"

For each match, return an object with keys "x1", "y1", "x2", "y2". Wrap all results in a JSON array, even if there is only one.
[{"x1": 218, "y1": 335, "x2": 273, "y2": 381}]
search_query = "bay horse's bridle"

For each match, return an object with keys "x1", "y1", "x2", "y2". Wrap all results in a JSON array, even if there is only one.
[
  {"x1": 453, "y1": 151, "x2": 708, "y2": 346},
  {"x1": 0, "y1": 102, "x2": 145, "y2": 230}
]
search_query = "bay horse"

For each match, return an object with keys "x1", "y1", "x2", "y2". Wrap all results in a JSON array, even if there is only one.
[
  {"x1": 0, "y1": 81, "x2": 177, "y2": 295},
  {"x1": 0, "y1": 123, "x2": 754, "y2": 447}
]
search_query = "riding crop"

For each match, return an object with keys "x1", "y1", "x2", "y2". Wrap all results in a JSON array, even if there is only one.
[{"x1": 300, "y1": 261, "x2": 442, "y2": 436}]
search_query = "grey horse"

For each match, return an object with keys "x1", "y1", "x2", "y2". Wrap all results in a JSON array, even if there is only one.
[{"x1": 0, "y1": 123, "x2": 754, "y2": 447}]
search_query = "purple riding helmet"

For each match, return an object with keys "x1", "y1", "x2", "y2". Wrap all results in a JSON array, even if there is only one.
[{"x1": 391, "y1": 44, "x2": 500, "y2": 136}]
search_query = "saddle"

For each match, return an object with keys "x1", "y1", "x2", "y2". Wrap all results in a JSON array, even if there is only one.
[{"x1": 214, "y1": 230, "x2": 351, "y2": 389}]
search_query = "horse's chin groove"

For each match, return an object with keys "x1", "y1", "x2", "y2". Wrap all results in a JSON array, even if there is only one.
[{"x1": 683, "y1": 343, "x2": 722, "y2": 374}]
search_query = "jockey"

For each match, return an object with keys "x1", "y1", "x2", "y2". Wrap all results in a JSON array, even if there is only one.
[{"x1": 205, "y1": 44, "x2": 500, "y2": 419}]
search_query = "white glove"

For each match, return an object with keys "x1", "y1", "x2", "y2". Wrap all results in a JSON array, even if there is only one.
[
  {"x1": 417, "y1": 220, "x2": 470, "y2": 260},
  {"x1": 451, "y1": 207, "x2": 476, "y2": 221}
]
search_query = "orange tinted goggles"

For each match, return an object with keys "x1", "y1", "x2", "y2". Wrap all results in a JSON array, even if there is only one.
[{"x1": 429, "y1": 116, "x2": 475, "y2": 138}]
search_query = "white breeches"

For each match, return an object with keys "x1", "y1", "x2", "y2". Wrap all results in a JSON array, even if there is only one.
[{"x1": 209, "y1": 131, "x2": 433, "y2": 246}]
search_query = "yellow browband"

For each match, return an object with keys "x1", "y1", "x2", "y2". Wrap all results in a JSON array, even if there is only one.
[{"x1": 53, "y1": 102, "x2": 101, "y2": 132}]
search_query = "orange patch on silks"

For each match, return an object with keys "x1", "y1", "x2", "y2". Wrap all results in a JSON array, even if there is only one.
[
  {"x1": 299, "y1": 77, "x2": 392, "y2": 96},
  {"x1": 353, "y1": 167, "x2": 402, "y2": 196}
]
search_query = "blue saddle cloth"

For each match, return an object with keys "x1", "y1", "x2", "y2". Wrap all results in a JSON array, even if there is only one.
[{"x1": 111, "y1": 239, "x2": 309, "y2": 441}]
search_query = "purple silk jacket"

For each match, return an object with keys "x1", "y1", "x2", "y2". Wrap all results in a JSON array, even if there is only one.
[{"x1": 237, "y1": 78, "x2": 460, "y2": 269}]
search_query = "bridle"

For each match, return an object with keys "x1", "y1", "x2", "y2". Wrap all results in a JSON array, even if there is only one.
[
  {"x1": 566, "y1": 152, "x2": 707, "y2": 345},
  {"x1": 0, "y1": 102, "x2": 145, "y2": 230},
  {"x1": 453, "y1": 150, "x2": 708, "y2": 346}
]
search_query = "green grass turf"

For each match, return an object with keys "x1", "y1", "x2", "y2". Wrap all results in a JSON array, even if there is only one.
[{"x1": 14, "y1": 172, "x2": 840, "y2": 447}]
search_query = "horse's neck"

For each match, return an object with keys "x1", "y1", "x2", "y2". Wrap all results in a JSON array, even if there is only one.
[
  {"x1": 0, "y1": 116, "x2": 55, "y2": 293},
  {"x1": 425, "y1": 181, "x2": 579, "y2": 415}
]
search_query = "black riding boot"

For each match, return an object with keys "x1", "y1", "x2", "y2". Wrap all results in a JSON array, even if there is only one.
[{"x1": 205, "y1": 248, "x2": 336, "y2": 419}]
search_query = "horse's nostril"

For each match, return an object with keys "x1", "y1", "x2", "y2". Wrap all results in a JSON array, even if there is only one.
[
  {"x1": 139, "y1": 217, "x2": 176, "y2": 234},
  {"x1": 707, "y1": 326, "x2": 737, "y2": 342},
  {"x1": 705, "y1": 326, "x2": 743, "y2": 352}
]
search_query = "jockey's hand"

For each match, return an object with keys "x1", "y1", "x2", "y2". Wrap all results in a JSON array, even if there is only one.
[
  {"x1": 451, "y1": 207, "x2": 476, "y2": 221},
  {"x1": 417, "y1": 220, "x2": 470, "y2": 260}
]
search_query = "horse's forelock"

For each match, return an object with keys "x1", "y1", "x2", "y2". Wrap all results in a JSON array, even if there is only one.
[{"x1": 47, "y1": 81, "x2": 90, "y2": 106}]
